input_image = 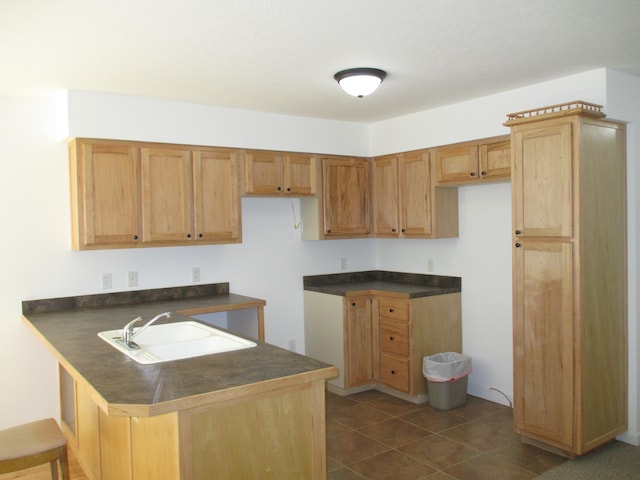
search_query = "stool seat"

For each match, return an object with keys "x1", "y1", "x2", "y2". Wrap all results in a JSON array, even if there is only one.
[{"x1": 0, "y1": 418, "x2": 69, "y2": 480}]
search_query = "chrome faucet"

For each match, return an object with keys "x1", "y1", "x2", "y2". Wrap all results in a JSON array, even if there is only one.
[{"x1": 122, "y1": 311, "x2": 172, "y2": 349}]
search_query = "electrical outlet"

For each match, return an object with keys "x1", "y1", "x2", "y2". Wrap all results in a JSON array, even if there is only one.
[
  {"x1": 101, "y1": 273, "x2": 112, "y2": 289},
  {"x1": 192, "y1": 267, "x2": 201, "y2": 282},
  {"x1": 127, "y1": 271, "x2": 138, "y2": 287},
  {"x1": 339, "y1": 257, "x2": 347, "y2": 271},
  {"x1": 427, "y1": 258, "x2": 434, "y2": 272}
]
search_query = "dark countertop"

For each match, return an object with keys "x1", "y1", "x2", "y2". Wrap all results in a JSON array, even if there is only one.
[
  {"x1": 303, "y1": 271, "x2": 461, "y2": 298},
  {"x1": 22, "y1": 283, "x2": 336, "y2": 417}
]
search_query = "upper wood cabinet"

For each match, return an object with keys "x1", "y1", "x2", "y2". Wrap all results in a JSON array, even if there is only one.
[
  {"x1": 322, "y1": 156, "x2": 371, "y2": 237},
  {"x1": 372, "y1": 150, "x2": 459, "y2": 239},
  {"x1": 69, "y1": 139, "x2": 142, "y2": 249},
  {"x1": 373, "y1": 151, "x2": 431, "y2": 238},
  {"x1": 508, "y1": 106, "x2": 627, "y2": 456},
  {"x1": 69, "y1": 139, "x2": 241, "y2": 250},
  {"x1": 434, "y1": 136, "x2": 510, "y2": 185},
  {"x1": 244, "y1": 150, "x2": 317, "y2": 196},
  {"x1": 141, "y1": 146, "x2": 194, "y2": 244}
]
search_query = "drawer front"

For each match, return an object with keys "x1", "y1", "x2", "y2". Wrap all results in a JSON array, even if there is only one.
[
  {"x1": 378, "y1": 297, "x2": 409, "y2": 321},
  {"x1": 380, "y1": 353, "x2": 410, "y2": 392},
  {"x1": 379, "y1": 318, "x2": 409, "y2": 355}
]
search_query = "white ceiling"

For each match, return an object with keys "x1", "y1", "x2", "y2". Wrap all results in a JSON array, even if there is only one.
[{"x1": 2, "y1": 0, "x2": 640, "y2": 122}]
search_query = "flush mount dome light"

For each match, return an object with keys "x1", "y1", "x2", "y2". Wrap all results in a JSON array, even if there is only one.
[{"x1": 334, "y1": 68, "x2": 387, "y2": 98}]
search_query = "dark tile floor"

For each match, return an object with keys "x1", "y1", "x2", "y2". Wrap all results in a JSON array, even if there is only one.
[{"x1": 326, "y1": 390, "x2": 567, "y2": 480}]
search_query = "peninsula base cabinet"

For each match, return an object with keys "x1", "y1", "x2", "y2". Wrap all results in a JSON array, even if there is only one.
[
  {"x1": 508, "y1": 105, "x2": 627, "y2": 457},
  {"x1": 60, "y1": 365, "x2": 330, "y2": 480},
  {"x1": 304, "y1": 291, "x2": 462, "y2": 403}
]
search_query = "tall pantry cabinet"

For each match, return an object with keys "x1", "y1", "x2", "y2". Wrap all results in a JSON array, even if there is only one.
[{"x1": 506, "y1": 102, "x2": 627, "y2": 456}]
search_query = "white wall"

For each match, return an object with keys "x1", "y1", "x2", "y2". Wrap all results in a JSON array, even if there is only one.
[{"x1": 1, "y1": 69, "x2": 638, "y2": 446}]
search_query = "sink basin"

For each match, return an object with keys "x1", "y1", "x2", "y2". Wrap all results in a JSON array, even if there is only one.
[{"x1": 98, "y1": 321, "x2": 257, "y2": 364}]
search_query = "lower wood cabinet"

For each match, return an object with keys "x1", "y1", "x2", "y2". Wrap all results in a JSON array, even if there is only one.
[
  {"x1": 304, "y1": 290, "x2": 462, "y2": 402},
  {"x1": 60, "y1": 365, "x2": 329, "y2": 480}
]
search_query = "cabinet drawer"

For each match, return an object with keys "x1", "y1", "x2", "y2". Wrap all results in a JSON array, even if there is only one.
[
  {"x1": 379, "y1": 318, "x2": 409, "y2": 355},
  {"x1": 380, "y1": 353, "x2": 410, "y2": 392},
  {"x1": 378, "y1": 298, "x2": 408, "y2": 321}
]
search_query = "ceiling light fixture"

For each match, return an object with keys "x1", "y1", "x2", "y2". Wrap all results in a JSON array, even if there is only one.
[{"x1": 334, "y1": 68, "x2": 387, "y2": 98}]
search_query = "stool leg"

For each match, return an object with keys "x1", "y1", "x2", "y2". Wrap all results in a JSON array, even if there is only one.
[
  {"x1": 59, "y1": 446, "x2": 70, "y2": 480},
  {"x1": 49, "y1": 460, "x2": 59, "y2": 480}
]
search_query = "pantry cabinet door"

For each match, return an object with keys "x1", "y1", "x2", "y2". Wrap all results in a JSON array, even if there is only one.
[
  {"x1": 513, "y1": 239, "x2": 574, "y2": 449},
  {"x1": 512, "y1": 123, "x2": 573, "y2": 238}
]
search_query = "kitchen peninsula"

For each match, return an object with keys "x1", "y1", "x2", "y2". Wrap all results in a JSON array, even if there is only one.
[{"x1": 22, "y1": 283, "x2": 337, "y2": 480}]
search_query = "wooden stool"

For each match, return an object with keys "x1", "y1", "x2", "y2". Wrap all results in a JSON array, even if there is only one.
[{"x1": 0, "y1": 418, "x2": 69, "y2": 480}]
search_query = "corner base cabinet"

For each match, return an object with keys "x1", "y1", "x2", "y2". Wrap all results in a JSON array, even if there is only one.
[
  {"x1": 508, "y1": 105, "x2": 627, "y2": 456},
  {"x1": 304, "y1": 290, "x2": 461, "y2": 402}
]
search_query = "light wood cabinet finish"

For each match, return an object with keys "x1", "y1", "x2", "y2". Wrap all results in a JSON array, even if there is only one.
[
  {"x1": 69, "y1": 139, "x2": 141, "y2": 249},
  {"x1": 69, "y1": 139, "x2": 242, "y2": 249},
  {"x1": 510, "y1": 112, "x2": 627, "y2": 456},
  {"x1": 244, "y1": 150, "x2": 317, "y2": 196},
  {"x1": 301, "y1": 156, "x2": 371, "y2": 239},
  {"x1": 322, "y1": 157, "x2": 370, "y2": 237},
  {"x1": 434, "y1": 136, "x2": 510, "y2": 185},
  {"x1": 344, "y1": 296, "x2": 374, "y2": 388},
  {"x1": 141, "y1": 146, "x2": 194, "y2": 244},
  {"x1": 372, "y1": 150, "x2": 459, "y2": 238},
  {"x1": 60, "y1": 366, "x2": 330, "y2": 480},
  {"x1": 304, "y1": 290, "x2": 462, "y2": 402}
]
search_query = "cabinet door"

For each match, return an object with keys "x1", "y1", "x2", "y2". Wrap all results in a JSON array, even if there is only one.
[
  {"x1": 399, "y1": 151, "x2": 431, "y2": 237},
  {"x1": 322, "y1": 157, "x2": 370, "y2": 237},
  {"x1": 284, "y1": 153, "x2": 316, "y2": 196},
  {"x1": 345, "y1": 296, "x2": 373, "y2": 388},
  {"x1": 141, "y1": 147, "x2": 194, "y2": 244},
  {"x1": 193, "y1": 149, "x2": 241, "y2": 243},
  {"x1": 372, "y1": 155, "x2": 399, "y2": 236},
  {"x1": 479, "y1": 139, "x2": 511, "y2": 180},
  {"x1": 244, "y1": 150, "x2": 284, "y2": 195},
  {"x1": 513, "y1": 240, "x2": 574, "y2": 449},
  {"x1": 72, "y1": 140, "x2": 141, "y2": 249},
  {"x1": 434, "y1": 145, "x2": 478, "y2": 184},
  {"x1": 512, "y1": 123, "x2": 573, "y2": 238}
]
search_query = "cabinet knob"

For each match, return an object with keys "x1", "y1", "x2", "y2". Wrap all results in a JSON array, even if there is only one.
[
  {"x1": 389, "y1": 308, "x2": 394, "y2": 313},
  {"x1": 186, "y1": 233, "x2": 192, "y2": 239},
  {"x1": 326, "y1": 230, "x2": 331, "y2": 234},
  {"x1": 286, "y1": 187, "x2": 291, "y2": 192},
  {"x1": 198, "y1": 233, "x2": 203, "y2": 238},
  {"x1": 389, "y1": 336, "x2": 395, "y2": 341},
  {"x1": 481, "y1": 171, "x2": 487, "y2": 176},
  {"x1": 392, "y1": 228, "x2": 397, "y2": 232},
  {"x1": 470, "y1": 172, "x2": 477, "y2": 177},
  {"x1": 133, "y1": 235, "x2": 139, "y2": 240},
  {"x1": 351, "y1": 302, "x2": 356, "y2": 307},
  {"x1": 401, "y1": 228, "x2": 406, "y2": 233},
  {"x1": 391, "y1": 370, "x2": 396, "y2": 375},
  {"x1": 515, "y1": 242, "x2": 522, "y2": 248},
  {"x1": 515, "y1": 230, "x2": 522, "y2": 235},
  {"x1": 276, "y1": 186, "x2": 282, "y2": 191}
]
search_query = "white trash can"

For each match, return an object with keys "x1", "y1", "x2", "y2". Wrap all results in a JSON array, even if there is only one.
[{"x1": 423, "y1": 352, "x2": 472, "y2": 409}]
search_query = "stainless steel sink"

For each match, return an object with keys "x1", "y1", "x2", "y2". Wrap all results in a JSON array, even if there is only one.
[{"x1": 98, "y1": 321, "x2": 257, "y2": 364}]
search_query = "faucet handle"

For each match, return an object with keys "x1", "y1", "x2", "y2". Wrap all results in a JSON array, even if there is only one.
[{"x1": 123, "y1": 316, "x2": 142, "y2": 346}]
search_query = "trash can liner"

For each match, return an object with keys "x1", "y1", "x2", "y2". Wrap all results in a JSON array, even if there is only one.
[{"x1": 422, "y1": 352, "x2": 472, "y2": 383}]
